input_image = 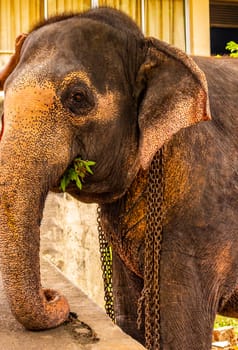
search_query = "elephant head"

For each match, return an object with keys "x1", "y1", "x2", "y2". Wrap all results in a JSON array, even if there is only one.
[{"x1": 0, "y1": 8, "x2": 210, "y2": 330}]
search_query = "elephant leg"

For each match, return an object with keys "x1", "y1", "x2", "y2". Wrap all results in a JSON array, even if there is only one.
[
  {"x1": 159, "y1": 250, "x2": 216, "y2": 350},
  {"x1": 112, "y1": 250, "x2": 216, "y2": 349},
  {"x1": 218, "y1": 287, "x2": 238, "y2": 318},
  {"x1": 112, "y1": 251, "x2": 145, "y2": 345}
]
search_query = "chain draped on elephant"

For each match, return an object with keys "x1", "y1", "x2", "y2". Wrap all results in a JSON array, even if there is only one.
[{"x1": 1, "y1": 7, "x2": 238, "y2": 350}]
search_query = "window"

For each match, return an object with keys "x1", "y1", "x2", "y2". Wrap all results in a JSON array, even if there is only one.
[{"x1": 210, "y1": 0, "x2": 238, "y2": 55}]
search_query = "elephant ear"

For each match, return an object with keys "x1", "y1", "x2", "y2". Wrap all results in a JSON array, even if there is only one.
[{"x1": 136, "y1": 38, "x2": 211, "y2": 170}]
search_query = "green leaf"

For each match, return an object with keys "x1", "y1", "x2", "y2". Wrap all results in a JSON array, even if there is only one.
[
  {"x1": 226, "y1": 41, "x2": 238, "y2": 57},
  {"x1": 68, "y1": 168, "x2": 76, "y2": 180},
  {"x1": 75, "y1": 176, "x2": 83, "y2": 190},
  {"x1": 85, "y1": 164, "x2": 94, "y2": 174},
  {"x1": 226, "y1": 41, "x2": 238, "y2": 51},
  {"x1": 60, "y1": 174, "x2": 71, "y2": 192},
  {"x1": 76, "y1": 169, "x2": 86, "y2": 178},
  {"x1": 85, "y1": 161, "x2": 96, "y2": 166},
  {"x1": 60, "y1": 176, "x2": 67, "y2": 192},
  {"x1": 59, "y1": 157, "x2": 96, "y2": 192}
]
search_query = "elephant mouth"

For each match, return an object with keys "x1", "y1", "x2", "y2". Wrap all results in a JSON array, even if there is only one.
[
  {"x1": 51, "y1": 157, "x2": 129, "y2": 204},
  {"x1": 52, "y1": 181, "x2": 127, "y2": 204}
]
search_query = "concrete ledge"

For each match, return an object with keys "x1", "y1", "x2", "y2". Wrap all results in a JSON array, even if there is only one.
[{"x1": 0, "y1": 257, "x2": 146, "y2": 349}]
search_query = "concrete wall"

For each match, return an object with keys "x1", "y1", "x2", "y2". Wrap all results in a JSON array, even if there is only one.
[
  {"x1": 189, "y1": 0, "x2": 210, "y2": 56},
  {"x1": 41, "y1": 192, "x2": 104, "y2": 308}
]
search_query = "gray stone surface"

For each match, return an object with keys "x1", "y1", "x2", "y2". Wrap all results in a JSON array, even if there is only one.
[
  {"x1": 0, "y1": 257, "x2": 146, "y2": 349},
  {"x1": 41, "y1": 192, "x2": 104, "y2": 308}
]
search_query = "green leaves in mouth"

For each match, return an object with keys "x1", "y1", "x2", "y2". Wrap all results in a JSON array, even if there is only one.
[{"x1": 60, "y1": 157, "x2": 96, "y2": 192}]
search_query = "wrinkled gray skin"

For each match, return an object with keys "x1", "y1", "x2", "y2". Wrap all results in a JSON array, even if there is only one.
[{"x1": 0, "y1": 7, "x2": 238, "y2": 349}]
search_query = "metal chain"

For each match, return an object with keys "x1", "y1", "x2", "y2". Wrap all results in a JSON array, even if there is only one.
[
  {"x1": 97, "y1": 206, "x2": 115, "y2": 321},
  {"x1": 97, "y1": 148, "x2": 164, "y2": 348},
  {"x1": 137, "y1": 148, "x2": 164, "y2": 350}
]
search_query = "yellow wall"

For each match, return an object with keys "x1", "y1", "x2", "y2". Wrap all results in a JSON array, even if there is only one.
[
  {"x1": 189, "y1": 0, "x2": 210, "y2": 55},
  {"x1": 47, "y1": 0, "x2": 91, "y2": 16},
  {"x1": 0, "y1": 0, "x2": 211, "y2": 59},
  {"x1": 145, "y1": 0, "x2": 185, "y2": 51},
  {"x1": 0, "y1": 1, "x2": 43, "y2": 52}
]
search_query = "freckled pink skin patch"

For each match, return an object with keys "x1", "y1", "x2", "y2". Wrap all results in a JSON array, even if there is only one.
[{"x1": 0, "y1": 113, "x2": 4, "y2": 141}]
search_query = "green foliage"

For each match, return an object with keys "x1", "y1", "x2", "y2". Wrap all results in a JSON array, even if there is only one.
[
  {"x1": 60, "y1": 158, "x2": 96, "y2": 192},
  {"x1": 226, "y1": 41, "x2": 238, "y2": 57},
  {"x1": 214, "y1": 315, "x2": 238, "y2": 334}
]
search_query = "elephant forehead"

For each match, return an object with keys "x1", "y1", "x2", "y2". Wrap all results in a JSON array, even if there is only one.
[{"x1": 20, "y1": 18, "x2": 130, "y2": 94}]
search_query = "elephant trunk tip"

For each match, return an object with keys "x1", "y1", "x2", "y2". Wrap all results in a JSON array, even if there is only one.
[{"x1": 12, "y1": 288, "x2": 70, "y2": 331}]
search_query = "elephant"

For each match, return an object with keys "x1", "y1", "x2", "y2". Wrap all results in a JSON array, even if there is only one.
[{"x1": 0, "y1": 6, "x2": 238, "y2": 350}]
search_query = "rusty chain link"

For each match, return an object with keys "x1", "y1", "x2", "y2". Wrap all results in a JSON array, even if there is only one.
[
  {"x1": 97, "y1": 206, "x2": 115, "y2": 321},
  {"x1": 137, "y1": 148, "x2": 164, "y2": 350},
  {"x1": 97, "y1": 148, "x2": 164, "y2": 349}
]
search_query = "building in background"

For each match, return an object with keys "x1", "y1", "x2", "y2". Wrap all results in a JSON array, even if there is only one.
[
  {"x1": 0, "y1": 0, "x2": 211, "y2": 70},
  {"x1": 210, "y1": 0, "x2": 238, "y2": 55},
  {"x1": 2, "y1": 0, "x2": 238, "y2": 62}
]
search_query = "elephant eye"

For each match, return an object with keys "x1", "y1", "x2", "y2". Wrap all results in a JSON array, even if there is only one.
[
  {"x1": 60, "y1": 85, "x2": 95, "y2": 116},
  {"x1": 68, "y1": 89, "x2": 92, "y2": 115},
  {"x1": 70, "y1": 90, "x2": 87, "y2": 108},
  {"x1": 73, "y1": 92, "x2": 84, "y2": 103}
]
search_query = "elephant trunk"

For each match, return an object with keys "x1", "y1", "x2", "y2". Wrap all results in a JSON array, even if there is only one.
[
  {"x1": 0, "y1": 154, "x2": 70, "y2": 330},
  {"x1": 0, "y1": 84, "x2": 70, "y2": 330}
]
